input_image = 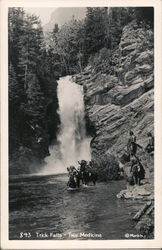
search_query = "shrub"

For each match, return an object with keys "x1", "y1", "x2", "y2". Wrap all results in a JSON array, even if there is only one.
[{"x1": 93, "y1": 153, "x2": 120, "y2": 181}]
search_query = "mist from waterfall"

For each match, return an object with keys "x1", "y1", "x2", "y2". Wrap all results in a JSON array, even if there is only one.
[{"x1": 41, "y1": 76, "x2": 91, "y2": 174}]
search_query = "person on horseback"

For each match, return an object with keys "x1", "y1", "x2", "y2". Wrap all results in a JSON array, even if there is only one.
[
  {"x1": 83, "y1": 164, "x2": 89, "y2": 185},
  {"x1": 67, "y1": 166, "x2": 77, "y2": 188},
  {"x1": 78, "y1": 160, "x2": 87, "y2": 184},
  {"x1": 73, "y1": 169, "x2": 81, "y2": 188},
  {"x1": 88, "y1": 160, "x2": 98, "y2": 185},
  {"x1": 130, "y1": 157, "x2": 145, "y2": 185}
]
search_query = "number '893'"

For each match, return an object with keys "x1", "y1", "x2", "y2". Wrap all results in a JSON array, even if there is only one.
[{"x1": 20, "y1": 232, "x2": 31, "y2": 238}]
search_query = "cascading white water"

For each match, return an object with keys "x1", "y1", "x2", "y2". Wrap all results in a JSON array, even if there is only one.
[{"x1": 41, "y1": 76, "x2": 91, "y2": 174}]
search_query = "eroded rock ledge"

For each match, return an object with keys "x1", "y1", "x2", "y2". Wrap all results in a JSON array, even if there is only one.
[{"x1": 74, "y1": 21, "x2": 154, "y2": 180}]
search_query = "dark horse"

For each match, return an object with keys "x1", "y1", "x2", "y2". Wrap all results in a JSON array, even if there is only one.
[
  {"x1": 79, "y1": 160, "x2": 98, "y2": 186},
  {"x1": 67, "y1": 161, "x2": 98, "y2": 188},
  {"x1": 129, "y1": 157, "x2": 145, "y2": 185}
]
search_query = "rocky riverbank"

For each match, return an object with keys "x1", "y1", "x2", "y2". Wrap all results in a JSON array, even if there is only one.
[{"x1": 117, "y1": 182, "x2": 154, "y2": 238}]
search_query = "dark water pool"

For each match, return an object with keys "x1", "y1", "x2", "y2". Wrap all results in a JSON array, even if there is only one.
[{"x1": 9, "y1": 174, "x2": 144, "y2": 240}]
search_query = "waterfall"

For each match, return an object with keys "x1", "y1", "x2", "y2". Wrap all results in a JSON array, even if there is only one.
[{"x1": 41, "y1": 76, "x2": 91, "y2": 174}]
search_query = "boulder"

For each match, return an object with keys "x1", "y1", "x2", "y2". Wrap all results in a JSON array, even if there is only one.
[{"x1": 116, "y1": 185, "x2": 153, "y2": 200}]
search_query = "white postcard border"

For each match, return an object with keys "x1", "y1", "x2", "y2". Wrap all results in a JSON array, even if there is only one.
[{"x1": 1, "y1": 0, "x2": 162, "y2": 249}]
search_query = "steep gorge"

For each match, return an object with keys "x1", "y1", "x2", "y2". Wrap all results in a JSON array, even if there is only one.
[{"x1": 74, "y1": 21, "x2": 154, "y2": 179}]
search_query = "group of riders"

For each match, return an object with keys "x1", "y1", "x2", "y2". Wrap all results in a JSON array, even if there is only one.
[
  {"x1": 67, "y1": 130, "x2": 154, "y2": 189},
  {"x1": 125, "y1": 130, "x2": 154, "y2": 186},
  {"x1": 67, "y1": 160, "x2": 98, "y2": 189}
]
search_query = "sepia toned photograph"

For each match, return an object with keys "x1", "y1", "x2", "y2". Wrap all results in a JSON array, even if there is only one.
[
  {"x1": 1, "y1": 0, "x2": 162, "y2": 249},
  {"x1": 8, "y1": 5, "x2": 155, "y2": 240}
]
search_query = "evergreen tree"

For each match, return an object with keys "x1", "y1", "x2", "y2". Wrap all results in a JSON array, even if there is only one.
[
  {"x1": 49, "y1": 19, "x2": 85, "y2": 74},
  {"x1": 9, "y1": 8, "x2": 60, "y2": 172},
  {"x1": 83, "y1": 8, "x2": 107, "y2": 63}
]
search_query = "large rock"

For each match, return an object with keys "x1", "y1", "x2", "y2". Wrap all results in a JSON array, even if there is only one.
[
  {"x1": 116, "y1": 185, "x2": 153, "y2": 200},
  {"x1": 76, "y1": 22, "x2": 154, "y2": 181},
  {"x1": 82, "y1": 22, "x2": 154, "y2": 168}
]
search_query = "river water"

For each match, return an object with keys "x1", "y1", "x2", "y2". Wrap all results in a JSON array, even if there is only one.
[{"x1": 9, "y1": 174, "x2": 144, "y2": 240}]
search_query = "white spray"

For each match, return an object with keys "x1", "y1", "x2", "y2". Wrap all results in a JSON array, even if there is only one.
[{"x1": 41, "y1": 76, "x2": 91, "y2": 174}]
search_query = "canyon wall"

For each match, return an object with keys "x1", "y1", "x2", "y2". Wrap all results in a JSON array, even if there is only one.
[{"x1": 75, "y1": 21, "x2": 154, "y2": 179}]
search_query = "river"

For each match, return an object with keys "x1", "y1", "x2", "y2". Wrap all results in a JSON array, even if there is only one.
[{"x1": 9, "y1": 174, "x2": 144, "y2": 240}]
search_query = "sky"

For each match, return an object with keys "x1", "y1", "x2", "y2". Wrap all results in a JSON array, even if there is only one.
[{"x1": 24, "y1": 8, "x2": 56, "y2": 25}]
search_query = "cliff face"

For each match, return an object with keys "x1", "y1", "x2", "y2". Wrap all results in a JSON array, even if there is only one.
[
  {"x1": 43, "y1": 7, "x2": 86, "y2": 32},
  {"x1": 75, "y1": 21, "x2": 154, "y2": 177}
]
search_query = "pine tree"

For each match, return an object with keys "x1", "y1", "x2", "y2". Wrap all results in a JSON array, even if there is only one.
[
  {"x1": 49, "y1": 19, "x2": 85, "y2": 74},
  {"x1": 83, "y1": 8, "x2": 107, "y2": 62},
  {"x1": 9, "y1": 8, "x2": 60, "y2": 170}
]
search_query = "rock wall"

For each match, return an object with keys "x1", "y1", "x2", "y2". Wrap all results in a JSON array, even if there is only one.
[{"x1": 75, "y1": 21, "x2": 154, "y2": 178}]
